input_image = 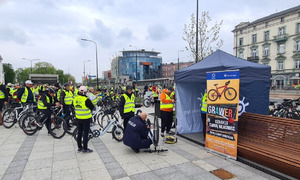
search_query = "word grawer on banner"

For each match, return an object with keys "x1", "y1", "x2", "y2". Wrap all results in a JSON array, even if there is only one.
[{"x1": 205, "y1": 70, "x2": 240, "y2": 160}]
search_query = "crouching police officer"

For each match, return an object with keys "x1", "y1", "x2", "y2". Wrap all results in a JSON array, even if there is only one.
[
  {"x1": 73, "y1": 86, "x2": 94, "y2": 153},
  {"x1": 123, "y1": 112, "x2": 152, "y2": 153}
]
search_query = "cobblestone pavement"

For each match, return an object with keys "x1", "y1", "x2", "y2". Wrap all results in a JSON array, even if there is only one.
[{"x1": 0, "y1": 107, "x2": 278, "y2": 180}]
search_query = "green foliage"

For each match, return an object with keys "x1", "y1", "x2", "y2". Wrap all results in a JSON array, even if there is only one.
[
  {"x1": 15, "y1": 67, "x2": 31, "y2": 84},
  {"x1": 3, "y1": 63, "x2": 16, "y2": 83},
  {"x1": 15, "y1": 61, "x2": 76, "y2": 84}
]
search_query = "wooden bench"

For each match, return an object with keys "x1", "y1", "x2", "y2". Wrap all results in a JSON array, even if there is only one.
[{"x1": 238, "y1": 112, "x2": 300, "y2": 179}]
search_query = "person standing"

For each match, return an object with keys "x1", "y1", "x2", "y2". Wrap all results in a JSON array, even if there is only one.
[
  {"x1": 87, "y1": 87, "x2": 98, "y2": 106},
  {"x1": 0, "y1": 82, "x2": 8, "y2": 125},
  {"x1": 73, "y1": 86, "x2": 94, "y2": 153},
  {"x1": 37, "y1": 88, "x2": 61, "y2": 134},
  {"x1": 17, "y1": 80, "x2": 35, "y2": 104},
  {"x1": 119, "y1": 86, "x2": 141, "y2": 130},
  {"x1": 60, "y1": 83, "x2": 73, "y2": 129},
  {"x1": 201, "y1": 93, "x2": 207, "y2": 141},
  {"x1": 160, "y1": 86, "x2": 174, "y2": 137}
]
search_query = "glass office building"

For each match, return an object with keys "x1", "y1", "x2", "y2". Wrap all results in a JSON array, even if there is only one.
[{"x1": 118, "y1": 49, "x2": 162, "y2": 80}]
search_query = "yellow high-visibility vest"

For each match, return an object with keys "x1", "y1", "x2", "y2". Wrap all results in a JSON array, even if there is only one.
[
  {"x1": 201, "y1": 93, "x2": 207, "y2": 113},
  {"x1": 123, "y1": 93, "x2": 135, "y2": 113},
  {"x1": 37, "y1": 96, "x2": 50, "y2": 110},
  {"x1": 160, "y1": 92, "x2": 173, "y2": 109},
  {"x1": 63, "y1": 90, "x2": 73, "y2": 105},
  {"x1": 73, "y1": 96, "x2": 92, "y2": 119}
]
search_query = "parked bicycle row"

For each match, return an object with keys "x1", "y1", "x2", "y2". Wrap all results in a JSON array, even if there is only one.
[{"x1": 269, "y1": 98, "x2": 300, "y2": 120}]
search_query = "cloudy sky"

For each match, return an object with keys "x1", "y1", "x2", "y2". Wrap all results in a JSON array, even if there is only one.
[{"x1": 0, "y1": 0, "x2": 299, "y2": 82}]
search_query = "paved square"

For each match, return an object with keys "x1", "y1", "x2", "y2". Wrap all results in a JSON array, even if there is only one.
[{"x1": 0, "y1": 108, "x2": 279, "y2": 180}]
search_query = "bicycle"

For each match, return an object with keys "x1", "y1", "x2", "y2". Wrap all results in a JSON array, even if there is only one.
[
  {"x1": 21, "y1": 107, "x2": 67, "y2": 139},
  {"x1": 144, "y1": 116, "x2": 168, "y2": 153},
  {"x1": 73, "y1": 112, "x2": 124, "y2": 142},
  {"x1": 143, "y1": 94, "x2": 154, "y2": 108},
  {"x1": 2, "y1": 103, "x2": 35, "y2": 129},
  {"x1": 208, "y1": 81, "x2": 237, "y2": 101}
]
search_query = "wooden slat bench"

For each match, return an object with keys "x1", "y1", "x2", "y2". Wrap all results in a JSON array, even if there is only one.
[{"x1": 238, "y1": 112, "x2": 300, "y2": 179}]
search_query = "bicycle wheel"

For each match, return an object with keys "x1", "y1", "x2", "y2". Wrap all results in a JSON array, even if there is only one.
[
  {"x1": 224, "y1": 87, "x2": 237, "y2": 101},
  {"x1": 112, "y1": 124, "x2": 124, "y2": 142},
  {"x1": 22, "y1": 114, "x2": 39, "y2": 136},
  {"x1": 207, "y1": 89, "x2": 218, "y2": 101},
  {"x1": 49, "y1": 116, "x2": 66, "y2": 139},
  {"x1": 65, "y1": 115, "x2": 77, "y2": 135},
  {"x1": 2, "y1": 108, "x2": 15, "y2": 129},
  {"x1": 143, "y1": 99, "x2": 151, "y2": 108},
  {"x1": 153, "y1": 116, "x2": 159, "y2": 146}
]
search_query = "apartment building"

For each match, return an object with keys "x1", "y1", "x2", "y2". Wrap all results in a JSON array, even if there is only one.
[{"x1": 232, "y1": 5, "x2": 300, "y2": 89}]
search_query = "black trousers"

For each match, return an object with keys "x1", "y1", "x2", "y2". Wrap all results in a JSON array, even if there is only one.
[
  {"x1": 40, "y1": 109, "x2": 51, "y2": 133},
  {"x1": 160, "y1": 111, "x2": 173, "y2": 133},
  {"x1": 77, "y1": 120, "x2": 90, "y2": 150},
  {"x1": 123, "y1": 112, "x2": 134, "y2": 131},
  {"x1": 201, "y1": 112, "x2": 207, "y2": 138},
  {"x1": 63, "y1": 106, "x2": 71, "y2": 126}
]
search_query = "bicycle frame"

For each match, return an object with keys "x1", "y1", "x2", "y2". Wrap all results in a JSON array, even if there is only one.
[{"x1": 214, "y1": 84, "x2": 228, "y2": 97}]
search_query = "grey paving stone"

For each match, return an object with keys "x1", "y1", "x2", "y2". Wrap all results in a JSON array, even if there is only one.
[
  {"x1": 18, "y1": 146, "x2": 33, "y2": 152},
  {"x1": 12, "y1": 154, "x2": 28, "y2": 161},
  {"x1": 101, "y1": 152, "x2": 113, "y2": 158},
  {"x1": 101, "y1": 156, "x2": 117, "y2": 164},
  {"x1": 203, "y1": 156, "x2": 232, "y2": 168},
  {"x1": 223, "y1": 164, "x2": 268, "y2": 180},
  {"x1": 9, "y1": 160, "x2": 28, "y2": 167},
  {"x1": 1, "y1": 172, "x2": 22, "y2": 180},
  {"x1": 162, "y1": 171, "x2": 191, "y2": 180},
  {"x1": 108, "y1": 167, "x2": 128, "y2": 179},
  {"x1": 130, "y1": 171, "x2": 160, "y2": 180},
  {"x1": 175, "y1": 162, "x2": 207, "y2": 177},
  {"x1": 105, "y1": 161, "x2": 122, "y2": 170},
  {"x1": 191, "y1": 172, "x2": 221, "y2": 180},
  {"x1": 153, "y1": 166, "x2": 177, "y2": 176},
  {"x1": 15, "y1": 149, "x2": 32, "y2": 156},
  {"x1": 5, "y1": 165, "x2": 25, "y2": 174}
]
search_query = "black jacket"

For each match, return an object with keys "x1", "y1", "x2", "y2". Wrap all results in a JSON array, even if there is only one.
[
  {"x1": 60, "y1": 90, "x2": 74, "y2": 106},
  {"x1": 40, "y1": 92, "x2": 58, "y2": 110},
  {"x1": 17, "y1": 86, "x2": 34, "y2": 103},
  {"x1": 119, "y1": 92, "x2": 141, "y2": 118},
  {"x1": 0, "y1": 85, "x2": 8, "y2": 101}
]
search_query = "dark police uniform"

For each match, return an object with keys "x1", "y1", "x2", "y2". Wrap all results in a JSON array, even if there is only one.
[{"x1": 123, "y1": 115, "x2": 152, "y2": 151}]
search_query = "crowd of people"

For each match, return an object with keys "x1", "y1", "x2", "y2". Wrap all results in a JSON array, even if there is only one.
[{"x1": 0, "y1": 80, "x2": 177, "y2": 153}]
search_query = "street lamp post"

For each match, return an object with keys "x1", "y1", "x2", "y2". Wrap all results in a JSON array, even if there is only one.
[
  {"x1": 136, "y1": 55, "x2": 138, "y2": 84},
  {"x1": 177, "y1": 50, "x2": 184, "y2": 71},
  {"x1": 22, "y1": 58, "x2": 40, "y2": 73},
  {"x1": 67, "y1": 68, "x2": 71, "y2": 84},
  {"x1": 83, "y1": 60, "x2": 91, "y2": 85},
  {"x1": 81, "y1": 38, "x2": 99, "y2": 89}
]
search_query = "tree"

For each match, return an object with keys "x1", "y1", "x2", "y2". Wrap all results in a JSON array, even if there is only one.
[
  {"x1": 183, "y1": 11, "x2": 223, "y2": 62},
  {"x1": 32, "y1": 62, "x2": 57, "y2": 74},
  {"x1": 15, "y1": 67, "x2": 31, "y2": 84},
  {"x1": 3, "y1": 63, "x2": 16, "y2": 83}
]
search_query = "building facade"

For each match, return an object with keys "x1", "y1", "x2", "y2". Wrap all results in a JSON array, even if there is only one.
[
  {"x1": 232, "y1": 5, "x2": 300, "y2": 89},
  {"x1": 162, "y1": 61, "x2": 194, "y2": 79},
  {"x1": 103, "y1": 70, "x2": 111, "y2": 80},
  {"x1": 111, "y1": 49, "x2": 162, "y2": 81}
]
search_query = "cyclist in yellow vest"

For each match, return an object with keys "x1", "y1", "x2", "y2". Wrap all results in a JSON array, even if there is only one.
[
  {"x1": 87, "y1": 87, "x2": 98, "y2": 106},
  {"x1": 17, "y1": 80, "x2": 35, "y2": 104},
  {"x1": 119, "y1": 86, "x2": 141, "y2": 130},
  {"x1": 37, "y1": 88, "x2": 61, "y2": 134},
  {"x1": 60, "y1": 83, "x2": 74, "y2": 129},
  {"x1": 201, "y1": 93, "x2": 207, "y2": 141},
  {"x1": 74, "y1": 86, "x2": 94, "y2": 153},
  {"x1": 160, "y1": 87, "x2": 174, "y2": 137},
  {"x1": 0, "y1": 82, "x2": 8, "y2": 125}
]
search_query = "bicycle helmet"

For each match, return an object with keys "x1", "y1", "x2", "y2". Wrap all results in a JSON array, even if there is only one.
[
  {"x1": 64, "y1": 83, "x2": 70, "y2": 87},
  {"x1": 48, "y1": 87, "x2": 56, "y2": 94},
  {"x1": 126, "y1": 85, "x2": 133, "y2": 90},
  {"x1": 79, "y1": 86, "x2": 87, "y2": 93}
]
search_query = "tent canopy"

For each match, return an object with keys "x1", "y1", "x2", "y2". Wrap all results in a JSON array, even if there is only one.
[
  {"x1": 175, "y1": 50, "x2": 270, "y2": 82},
  {"x1": 174, "y1": 50, "x2": 271, "y2": 134}
]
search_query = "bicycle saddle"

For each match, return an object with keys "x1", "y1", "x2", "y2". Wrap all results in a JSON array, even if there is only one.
[{"x1": 214, "y1": 84, "x2": 218, "y2": 86}]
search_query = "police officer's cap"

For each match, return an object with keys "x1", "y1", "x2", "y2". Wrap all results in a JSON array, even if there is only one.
[{"x1": 64, "y1": 83, "x2": 70, "y2": 87}]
